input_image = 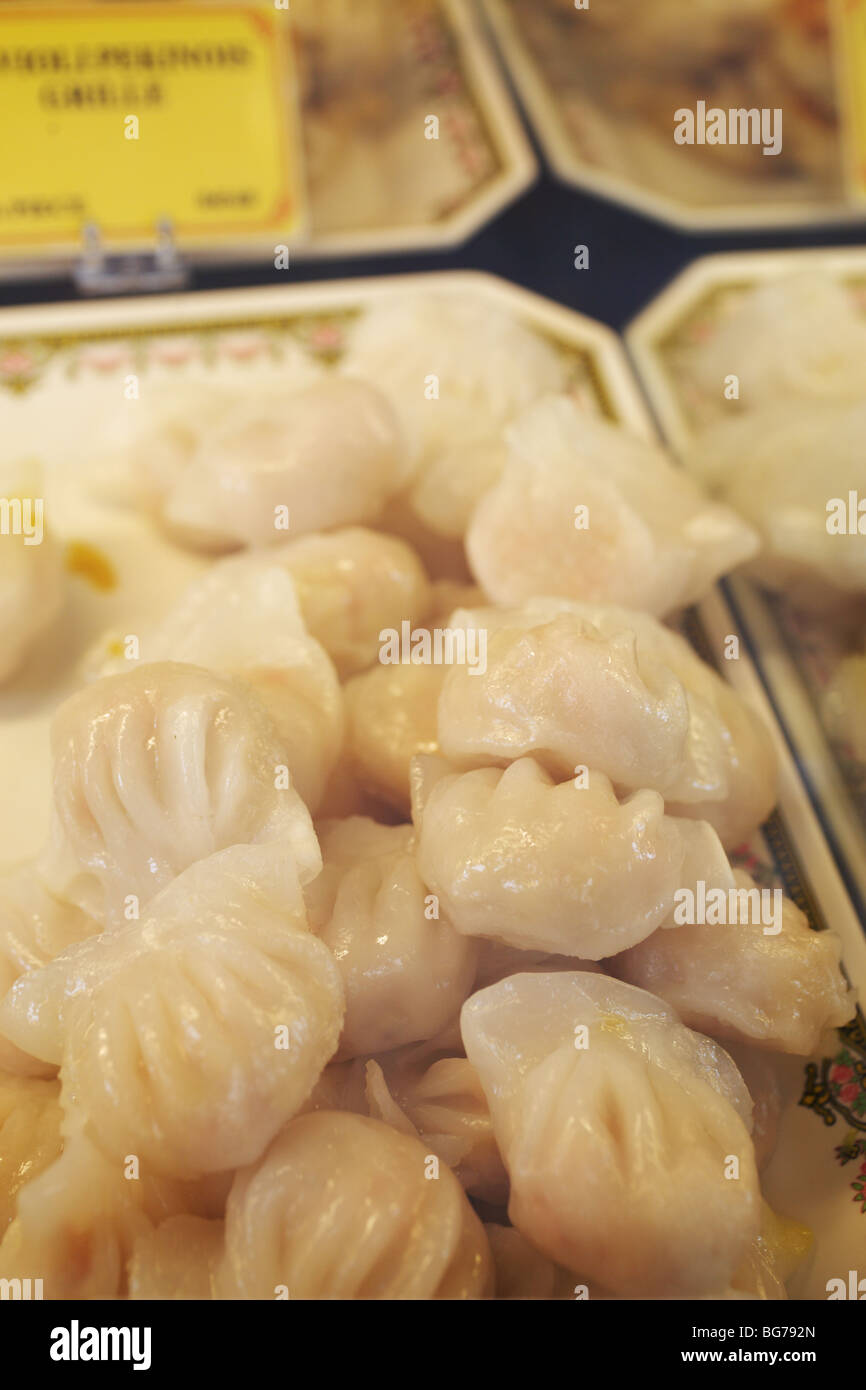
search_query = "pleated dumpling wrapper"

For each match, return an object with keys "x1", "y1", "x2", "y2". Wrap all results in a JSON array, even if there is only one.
[
  {"x1": 305, "y1": 817, "x2": 477, "y2": 1058},
  {"x1": 0, "y1": 842, "x2": 344, "y2": 1179},
  {"x1": 437, "y1": 599, "x2": 777, "y2": 847},
  {"x1": 37, "y1": 660, "x2": 322, "y2": 927},
  {"x1": 88, "y1": 557, "x2": 345, "y2": 813},
  {"x1": 216, "y1": 1111, "x2": 493, "y2": 1300},
  {"x1": 461, "y1": 971, "x2": 760, "y2": 1298},
  {"x1": 341, "y1": 291, "x2": 567, "y2": 540},
  {"x1": 161, "y1": 378, "x2": 410, "y2": 551},
  {"x1": 411, "y1": 753, "x2": 696, "y2": 958},
  {"x1": 466, "y1": 397, "x2": 758, "y2": 615}
]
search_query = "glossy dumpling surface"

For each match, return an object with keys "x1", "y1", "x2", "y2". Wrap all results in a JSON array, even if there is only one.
[
  {"x1": 216, "y1": 1110, "x2": 493, "y2": 1299},
  {"x1": 0, "y1": 844, "x2": 344, "y2": 1178},
  {"x1": 37, "y1": 661, "x2": 321, "y2": 925},
  {"x1": 462, "y1": 971, "x2": 760, "y2": 1297},
  {"x1": 467, "y1": 397, "x2": 757, "y2": 614}
]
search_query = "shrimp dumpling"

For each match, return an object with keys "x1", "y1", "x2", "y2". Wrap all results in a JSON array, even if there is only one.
[
  {"x1": 342, "y1": 293, "x2": 566, "y2": 539},
  {"x1": 614, "y1": 866, "x2": 854, "y2": 1055},
  {"x1": 411, "y1": 755, "x2": 689, "y2": 958},
  {"x1": 162, "y1": 378, "x2": 409, "y2": 550},
  {"x1": 466, "y1": 398, "x2": 758, "y2": 614},
  {"x1": 344, "y1": 660, "x2": 445, "y2": 813},
  {"x1": 37, "y1": 661, "x2": 321, "y2": 926},
  {"x1": 438, "y1": 600, "x2": 777, "y2": 846},
  {"x1": 687, "y1": 401, "x2": 866, "y2": 597},
  {"x1": 0, "y1": 844, "x2": 344, "y2": 1178},
  {"x1": 94, "y1": 556, "x2": 345, "y2": 812},
  {"x1": 0, "y1": 868, "x2": 97, "y2": 1075},
  {"x1": 461, "y1": 972, "x2": 760, "y2": 1297},
  {"x1": 0, "y1": 465, "x2": 65, "y2": 685},
  {"x1": 216, "y1": 1111, "x2": 493, "y2": 1299},
  {"x1": 684, "y1": 274, "x2": 866, "y2": 409},
  {"x1": 304, "y1": 818, "x2": 477, "y2": 1058},
  {"x1": 272, "y1": 527, "x2": 431, "y2": 677}
]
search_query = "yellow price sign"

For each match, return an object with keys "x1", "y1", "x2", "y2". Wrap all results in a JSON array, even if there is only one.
[
  {"x1": 0, "y1": 2, "x2": 307, "y2": 253},
  {"x1": 833, "y1": 0, "x2": 866, "y2": 200}
]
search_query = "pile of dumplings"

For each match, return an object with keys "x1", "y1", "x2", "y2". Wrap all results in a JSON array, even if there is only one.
[{"x1": 0, "y1": 291, "x2": 855, "y2": 1301}]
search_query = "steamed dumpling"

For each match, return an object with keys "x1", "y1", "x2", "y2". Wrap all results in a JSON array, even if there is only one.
[
  {"x1": 684, "y1": 274, "x2": 866, "y2": 409},
  {"x1": 687, "y1": 401, "x2": 866, "y2": 597},
  {"x1": 462, "y1": 972, "x2": 760, "y2": 1296},
  {"x1": 467, "y1": 398, "x2": 758, "y2": 613},
  {"x1": 438, "y1": 600, "x2": 777, "y2": 846},
  {"x1": 161, "y1": 378, "x2": 409, "y2": 550},
  {"x1": 216, "y1": 1111, "x2": 493, "y2": 1299},
  {"x1": 342, "y1": 293, "x2": 567, "y2": 539},
  {"x1": 485, "y1": 1224, "x2": 569, "y2": 1301},
  {"x1": 613, "y1": 864, "x2": 854, "y2": 1054},
  {"x1": 91, "y1": 556, "x2": 345, "y2": 812},
  {"x1": 411, "y1": 755, "x2": 691, "y2": 958},
  {"x1": 304, "y1": 817, "x2": 477, "y2": 1058},
  {"x1": 344, "y1": 660, "x2": 445, "y2": 812},
  {"x1": 0, "y1": 868, "x2": 97, "y2": 1075},
  {"x1": 270, "y1": 527, "x2": 432, "y2": 677},
  {"x1": 37, "y1": 661, "x2": 321, "y2": 926},
  {"x1": 0, "y1": 844, "x2": 344, "y2": 1178},
  {"x1": 0, "y1": 464, "x2": 65, "y2": 684}
]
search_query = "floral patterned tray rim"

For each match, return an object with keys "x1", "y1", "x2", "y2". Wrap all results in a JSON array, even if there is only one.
[{"x1": 479, "y1": 0, "x2": 862, "y2": 233}]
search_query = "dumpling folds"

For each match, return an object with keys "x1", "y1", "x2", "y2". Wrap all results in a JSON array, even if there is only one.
[
  {"x1": 305, "y1": 817, "x2": 477, "y2": 1058},
  {"x1": 161, "y1": 378, "x2": 409, "y2": 550},
  {"x1": 366, "y1": 1055, "x2": 508, "y2": 1207},
  {"x1": 216, "y1": 1111, "x2": 493, "y2": 1299},
  {"x1": 342, "y1": 292, "x2": 566, "y2": 539},
  {"x1": 462, "y1": 972, "x2": 760, "y2": 1297},
  {"x1": 412, "y1": 755, "x2": 692, "y2": 958},
  {"x1": 0, "y1": 868, "x2": 96, "y2": 1075},
  {"x1": 614, "y1": 854, "x2": 854, "y2": 1055},
  {"x1": 0, "y1": 463, "x2": 65, "y2": 684},
  {"x1": 466, "y1": 398, "x2": 757, "y2": 614},
  {"x1": 0, "y1": 843, "x2": 344, "y2": 1178},
  {"x1": 270, "y1": 527, "x2": 431, "y2": 678},
  {"x1": 91, "y1": 556, "x2": 344, "y2": 812},
  {"x1": 38, "y1": 661, "x2": 321, "y2": 926},
  {"x1": 438, "y1": 600, "x2": 777, "y2": 846}
]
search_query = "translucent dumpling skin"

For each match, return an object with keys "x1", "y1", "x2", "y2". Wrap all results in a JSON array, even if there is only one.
[
  {"x1": 412, "y1": 755, "x2": 690, "y2": 958},
  {"x1": 438, "y1": 600, "x2": 777, "y2": 846},
  {"x1": 462, "y1": 972, "x2": 760, "y2": 1297},
  {"x1": 467, "y1": 398, "x2": 757, "y2": 615},
  {"x1": 216, "y1": 1111, "x2": 493, "y2": 1299},
  {"x1": 160, "y1": 377, "x2": 409, "y2": 551},
  {"x1": 614, "y1": 869, "x2": 854, "y2": 1054},
  {"x1": 37, "y1": 661, "x2": 321, "y2": 925},
  {"x1": 0, "y1": 844, "x2": 345, "y2": 1179},
  {"x1": 304, "y1": 817, "x2": 477, "y2": 1058}
]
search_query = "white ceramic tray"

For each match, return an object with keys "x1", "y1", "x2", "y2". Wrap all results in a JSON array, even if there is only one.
[{"x1": 1, "y1": 269, "x2": 863, "y2": 1297}]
